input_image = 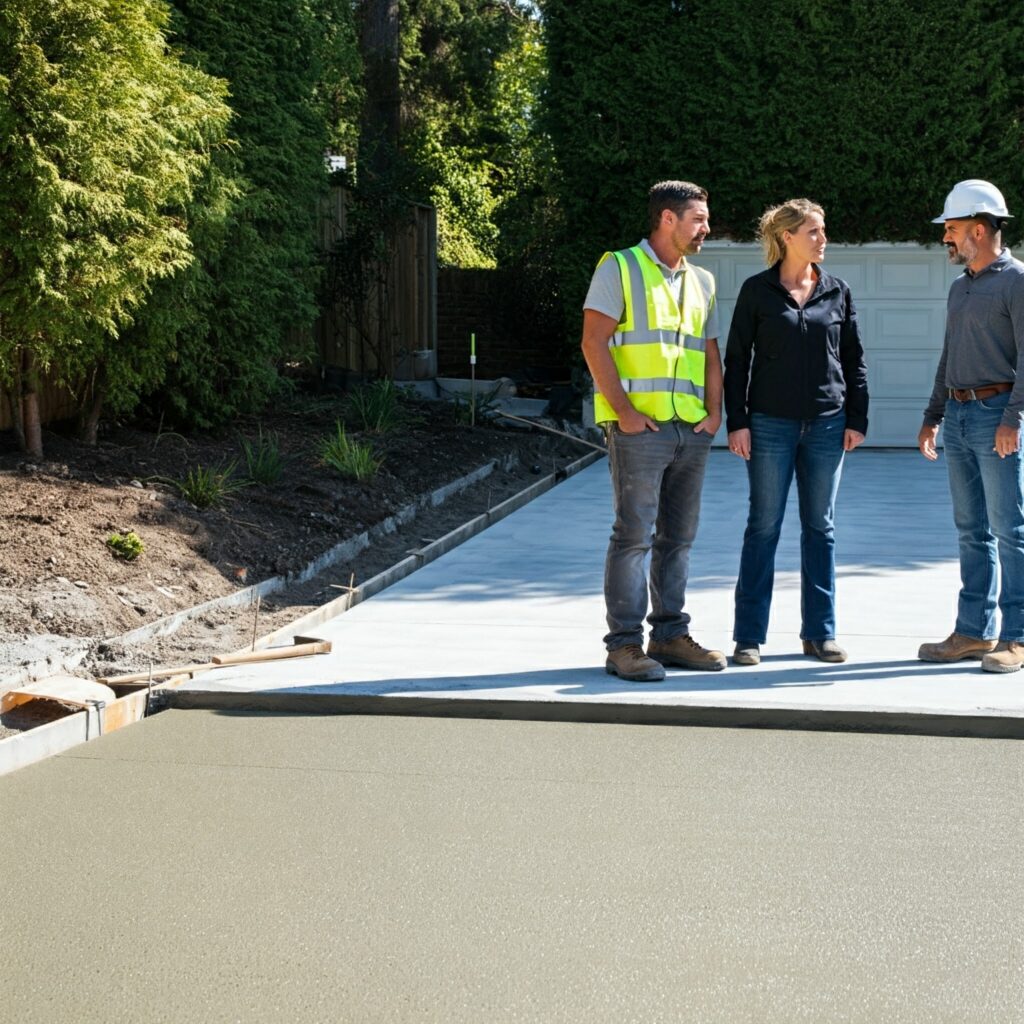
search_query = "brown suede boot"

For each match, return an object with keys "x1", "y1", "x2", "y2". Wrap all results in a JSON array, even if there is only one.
[
  {"x1": 918, "y1": 632, "x2": 997, "y2": 663},
  {"x1": 982, "y1": 642, "x2": 1024, "y2": 674},
  {"x1": 606, "y1": 644, "x2": 666, "y2": 682},
  {"x1": 802, "y1": 639, "x2": 847, "y2": 663},
  {"x1": 648, "y1": 634, "x2": 726, "y2": 671}
]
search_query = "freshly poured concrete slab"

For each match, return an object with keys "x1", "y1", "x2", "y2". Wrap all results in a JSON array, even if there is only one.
[
  {"x1": 172, "y1": 452, "x2": 1024, "y2": 734},
  {"x1": 3, "y1": 710, "x2": 1022, "y2": 1023}
]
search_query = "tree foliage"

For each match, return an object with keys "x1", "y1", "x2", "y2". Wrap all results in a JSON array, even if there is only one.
[
  {"x1": 400, "y1": 0, "x2": 539, "y2": 268},
  {"x1": 0, "y1": 0, "x2": 231, "y2": 453},
  {"x1": 142, "y1": 0, "x2": 356, "y2": 429}
]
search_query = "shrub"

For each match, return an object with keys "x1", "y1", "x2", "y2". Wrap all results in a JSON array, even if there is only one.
[
  {"x1": 106, "y1": 531, "x2": 145, "y2": 561},
  {"x1": 318, "y1": 422, "x2": 381, "y2": 481},
  {"x1": 241, "y1": 428, "x2": 284, "y2": 484},
  {"x1": 175, "y1": 460, "x2": 248, "y2": 509},
  {"x1": 347, "y1": 378, "x2": 406, "y2": 433}
]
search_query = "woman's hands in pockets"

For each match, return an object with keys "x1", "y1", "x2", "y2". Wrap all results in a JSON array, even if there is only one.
[
  {"x1": 843, "y1": 429, "x2": 865, "y2": 452},
  {"x1": 728, "y1": 428, "x2": 751, "y2": 460}
]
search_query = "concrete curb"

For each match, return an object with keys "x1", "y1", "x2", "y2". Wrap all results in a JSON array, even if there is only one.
[{"x1": 164, "y1": 692, "x2": 1024, "y2": 741}]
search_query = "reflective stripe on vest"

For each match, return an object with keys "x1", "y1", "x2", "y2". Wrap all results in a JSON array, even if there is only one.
[{"x1": 593, "y1": 245, "x2": 714, "y2": 424}]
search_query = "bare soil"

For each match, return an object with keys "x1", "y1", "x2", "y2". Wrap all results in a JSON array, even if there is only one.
[{"x1": 0, "y1": 394, "x2": 591, "y2": 738}]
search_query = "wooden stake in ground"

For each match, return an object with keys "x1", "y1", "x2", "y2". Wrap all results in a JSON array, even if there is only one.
[{"x1": 328, "y1": 572, "x2": 358, "y2": 609}]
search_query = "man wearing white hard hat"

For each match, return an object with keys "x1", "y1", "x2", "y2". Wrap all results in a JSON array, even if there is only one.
[{"x1": 918, "y1": 179, "x2": 1024, "y2": 672}]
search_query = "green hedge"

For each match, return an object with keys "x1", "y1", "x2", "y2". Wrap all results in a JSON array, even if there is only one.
[{"x1": 543, "y1": 0, "x2": 1024, "y2": 320}]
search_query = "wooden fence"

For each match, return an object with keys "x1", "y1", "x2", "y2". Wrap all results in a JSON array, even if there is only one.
[
  {"x1": 0, "y1": 379, "x2": 76, "y2": 432},
  {"x1": 314, "y1": 187, "x2": 437, "y2": 381}
]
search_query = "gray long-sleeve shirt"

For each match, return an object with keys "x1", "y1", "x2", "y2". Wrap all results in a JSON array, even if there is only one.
[{"x1": 924, "y1": 247, "x2": 1024, "y2": 428}]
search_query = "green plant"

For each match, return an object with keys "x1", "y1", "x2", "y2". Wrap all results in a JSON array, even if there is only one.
[
  {"x1": 106, "y1": 531, "x2": 145, "y2": 561},
  {"x1": 347, "y1": 378, "x2": 406, "y2": 433},
  {"x1": 240, "y1": 428, "x2": 284, "y2": 484},
  {"x1": 318, "y1": 422, "x2": 382, "y2": 480},
  {"x1": 174, "y1": 460, "x2": 248, "y2": 509},
  {"x1": 449, "y1": 382, "x2": 504, "y2": 425}
]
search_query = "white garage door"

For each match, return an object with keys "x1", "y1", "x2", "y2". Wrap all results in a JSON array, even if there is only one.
[{"x1": 694, "y1": 241, "x2": 960, "y2": 447}]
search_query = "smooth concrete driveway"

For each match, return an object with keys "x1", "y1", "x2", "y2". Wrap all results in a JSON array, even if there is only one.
[
  {"x1": 2, "y1": 709, "x2": 1022, "y2": 1023},
  {"x1": 171, "y1": 451, "x2": 1024, "y2": 734}
]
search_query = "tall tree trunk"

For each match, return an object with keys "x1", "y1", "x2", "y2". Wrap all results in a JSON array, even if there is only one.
[
  {"x1": 358, "y1": 0, "x2": 400, "y2": 180},
  {"x1": 78, "y1": 385, "x2": 104, "y2": 446},
  {"x1": 3, "y1": 386, "x2": 25, "y2": 452},
  {"x1": 77, "y1": 366, "x2": 105, "y2": 446},
  {"x1": 20, "y1": 348, "x2": 43, "y2": 460}
]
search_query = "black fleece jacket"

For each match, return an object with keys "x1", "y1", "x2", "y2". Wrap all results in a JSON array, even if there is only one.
[{"x1": 723, "y1": 263, "x2": 869, "y2": 435}]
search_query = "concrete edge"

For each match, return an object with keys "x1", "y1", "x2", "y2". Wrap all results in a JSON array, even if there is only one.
[
  {"x1": 162, "y1": 691, "x2": 1024, "y2": 740},
  {"x1": 226, "y1": 448, "x2": 605, "y2": 655},
  {"x1": 0, "y1": 687, "x2": 151, "y2": 776}
]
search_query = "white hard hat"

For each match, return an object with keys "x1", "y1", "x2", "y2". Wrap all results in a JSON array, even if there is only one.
[{"x1": 932, "y1": 179, "x2": 1013, "y2": 223}]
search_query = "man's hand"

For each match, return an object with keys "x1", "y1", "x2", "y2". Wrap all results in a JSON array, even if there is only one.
[
  {"x1": 994, "y1": 424, "x2": 1020, "y2": 458},
  {"x1": 617, "y1": 406, "x2": 659, "y2": 434},
  {"x1": 918, "y1": 423, "x2": 940, "y2": 461},
  {"x1": 693, "y1": 412, "x2": 721, "y2": 437},
  {"x1": 728, "y1": 428, "x2": 751, "y2": 460},
  {"x1": 843, "y1": 429, "x2": 865, "y2": 452}
]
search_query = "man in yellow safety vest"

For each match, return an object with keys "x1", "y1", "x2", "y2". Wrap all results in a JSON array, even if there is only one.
[{"x1": 581, "y1": 180, "x2": 725, "y2": 681}]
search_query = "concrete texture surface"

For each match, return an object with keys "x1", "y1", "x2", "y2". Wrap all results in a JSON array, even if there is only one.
[
  {"x1": 2, "y1": 709, "x2": 1022, "y2": 1023},
  {"x1": 171, "y1": 452, "x2": 1024, "y2": 735}
]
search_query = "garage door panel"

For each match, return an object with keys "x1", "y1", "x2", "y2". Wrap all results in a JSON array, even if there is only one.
[
  {"x1": 867, "y1": 351, "x2": 938, "y2": 396},
  {"x1": 866, "y1": 400, "x2": 929, "y2": 446},
  {"x1": 696, "y1": 254, "x2": 768, "y2": 299},
  {"x1": 856, "y1": 304, "x2": 946, "y2": 350},
  {"x1": 819, "y1": 259, "x2": 868, "y2": 292},
  {"x1": 873, "y1": 260, "x2": 946, "y2": 297}
]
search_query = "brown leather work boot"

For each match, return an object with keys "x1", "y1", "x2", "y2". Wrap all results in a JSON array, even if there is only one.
[
  {"x1": 648, "y1": 634, "x2": 726, "y2": 672},
  {"x1": 802, "y1": 639, "x2": 847, "y2": 663},
  {"x1": 982, "y1": 642, "x2": 1024, "y2": 674},
  {"x1": 918, "y1": 632, "x2": 997, "y2": 663},
  {"x1": 606, "y1": 644, "x2": 666, "y2": 682}
]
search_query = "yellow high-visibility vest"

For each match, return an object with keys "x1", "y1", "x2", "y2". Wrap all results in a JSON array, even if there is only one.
[{"x1": 593, "y1": 245, "x2": 715, "y2": 424}]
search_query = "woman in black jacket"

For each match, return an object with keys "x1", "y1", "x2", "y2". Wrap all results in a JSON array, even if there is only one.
[{"x1": 723, "y1": 199, "x2": 869, "y2": 665}]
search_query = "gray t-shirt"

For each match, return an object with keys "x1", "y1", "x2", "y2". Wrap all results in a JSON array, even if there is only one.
[
  {"x1": 583, "y1": 238, "x2": 720, "y2": 341},
  {"x1": 924, "y1": 248, "x2": 1024, "y2": 428}
]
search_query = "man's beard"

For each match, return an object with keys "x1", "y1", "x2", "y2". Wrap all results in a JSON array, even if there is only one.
[{"x1": 948, "y1": 238, "x2": 977, "y2": 266}]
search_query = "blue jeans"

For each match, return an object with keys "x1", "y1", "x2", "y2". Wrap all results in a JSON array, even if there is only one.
[
  {"x1": 603, "y1": 421, "x2": 713, "y2": 650},
  {"x1": 734, "y1": 412, "x2": 846, "y2": 644},
  {"x1": 942, "y1": 393, "x2": 1024, "y2": 642}
]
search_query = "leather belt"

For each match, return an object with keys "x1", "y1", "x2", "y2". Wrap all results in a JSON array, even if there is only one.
[{"x1": 947, "y1": 382, "x2": 1013, "y2": 402}]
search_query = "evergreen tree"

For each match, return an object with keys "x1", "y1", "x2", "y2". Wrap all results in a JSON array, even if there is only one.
[{"x1": 0, "y1": 0, "x2": 231, "y2": 455}]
